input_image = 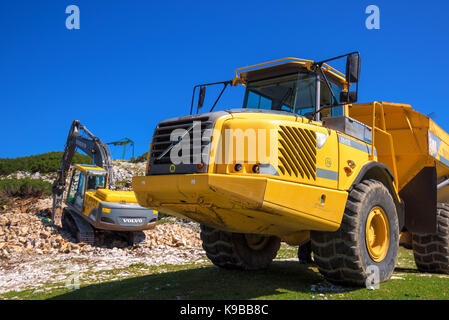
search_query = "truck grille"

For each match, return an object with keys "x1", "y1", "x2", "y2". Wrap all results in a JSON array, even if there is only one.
[
  {"x1": 278, "y1": 126, "x2": 317, "y2": 180},
  {"x1": 150, "y1": 116, "x2": 214, "y2": 165}
]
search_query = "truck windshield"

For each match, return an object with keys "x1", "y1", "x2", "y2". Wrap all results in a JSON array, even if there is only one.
[{"x1": 243, "y1": 72, "x2": 344, "y2": 118}]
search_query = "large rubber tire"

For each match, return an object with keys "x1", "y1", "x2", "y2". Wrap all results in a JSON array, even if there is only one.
[
  {"x1": 412, "y1": 203, "x2": 449, "y2": 274},
  {"x1": 311, "y1": 179, "x2": 399, "y2": 286},
  {"x1": 200, "y1": 224, "x2": 281, "y2": 270},
  {"x1": 297, "y1": 241, "x2": 313, "y2": 264}
]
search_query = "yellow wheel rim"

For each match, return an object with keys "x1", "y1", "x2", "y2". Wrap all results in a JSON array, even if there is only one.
[{"x1": 365, "y1": 207, "x2": 390, "y2": 262}]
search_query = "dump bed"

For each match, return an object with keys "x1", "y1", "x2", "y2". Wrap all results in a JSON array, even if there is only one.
[{"x1": 349, "y1": 102, "x2": 449, "y2": 217}]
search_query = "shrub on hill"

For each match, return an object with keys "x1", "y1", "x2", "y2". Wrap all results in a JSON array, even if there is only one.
[
  {"x1": 130, "y1": 152, "x2": 148, "y2": 163},
  {"x1": 0, "y1": 178, "x2": 52, "y2": 198},
  {"x1": 0, "y1": 152, "x2": 92, "y2": 175}
]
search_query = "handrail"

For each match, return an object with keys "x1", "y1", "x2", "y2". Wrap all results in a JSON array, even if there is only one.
[{"x1": 234, "y1": 57, "x2": 346, "y2": 81}]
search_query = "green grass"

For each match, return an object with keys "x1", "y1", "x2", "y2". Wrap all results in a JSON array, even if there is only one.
[{"x1": 2, "y1": 247, "x2": 448, "y2": 300}]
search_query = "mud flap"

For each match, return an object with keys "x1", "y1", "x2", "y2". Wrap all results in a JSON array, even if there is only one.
[{"x1": 399, "y1": 166, "x2": 437, "y2": 234}]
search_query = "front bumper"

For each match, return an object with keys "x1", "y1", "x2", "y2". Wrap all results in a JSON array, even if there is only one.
[{"x1": 132, "y1": 174, "x2": 348, "y2": 237}]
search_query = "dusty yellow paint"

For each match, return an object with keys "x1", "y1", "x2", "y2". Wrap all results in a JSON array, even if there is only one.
[
  {"x1": 133, "y1": 58, "x2": 449, "y2": 244},
  {"x1": 133, "y1": 173, "x2": 347, "y2": 237}
]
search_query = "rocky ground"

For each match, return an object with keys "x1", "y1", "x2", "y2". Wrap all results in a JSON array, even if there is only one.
[
  {"x1": 0, "y1": 196, "x2": 207, "y2": 294},
  {"x1": 111, "y1": 160, "x2": 146, "y2": 189},
  {"x1": 0, "y1": 160, "x2": 209, "y2": 295}
]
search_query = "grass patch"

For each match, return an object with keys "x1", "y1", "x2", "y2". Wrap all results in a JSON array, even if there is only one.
[{"x1": 3, "y1": 247, "x2": 448, "y2": 300}]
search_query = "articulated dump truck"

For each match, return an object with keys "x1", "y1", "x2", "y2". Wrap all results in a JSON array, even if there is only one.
[{"x1": 133, "y1": 53, "x2": 449, "y2": 286}]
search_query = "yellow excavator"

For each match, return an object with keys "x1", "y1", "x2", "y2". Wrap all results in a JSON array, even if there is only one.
[
  {"x1": 132, "y1": 52, "x2": 449, "y2": 286},
  {"x1": 52, "y1": 120, "x2": 157, "y2": 245}
]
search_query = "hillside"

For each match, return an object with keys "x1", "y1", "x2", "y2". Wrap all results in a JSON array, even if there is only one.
[
  {"x1": 0, "y1": 152, "x2": 147, "y2": 188},
  {"x1": 0, "y1": 152, "x2": 92, "y2": 176}
]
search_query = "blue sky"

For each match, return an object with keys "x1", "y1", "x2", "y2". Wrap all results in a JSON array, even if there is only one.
[{"x1": 0, "y1": 0, "x2": 448, "y2": 159}]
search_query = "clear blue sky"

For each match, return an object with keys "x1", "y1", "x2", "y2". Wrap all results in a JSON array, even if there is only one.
[{"x1": 1, "y1": 0, "x2": 448, "y2": 159}]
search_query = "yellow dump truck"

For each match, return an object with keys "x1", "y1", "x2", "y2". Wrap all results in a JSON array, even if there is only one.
[{"x1": 133, "y1": 53, "x2": 449, "y2": 286}]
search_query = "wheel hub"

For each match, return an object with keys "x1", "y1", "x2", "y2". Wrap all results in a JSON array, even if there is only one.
[{"x1": 365, "y1": 206, "x2": 390, "y2": 262}]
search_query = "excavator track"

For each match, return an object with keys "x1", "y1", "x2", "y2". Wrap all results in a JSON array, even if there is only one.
[{"x1": 62, "y1": 208, "x2": 95, "y2": 245}]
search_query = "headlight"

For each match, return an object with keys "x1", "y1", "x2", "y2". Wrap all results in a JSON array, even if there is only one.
[{"x1": 316, "y1": 132, "x2": 329, "y2": 149}]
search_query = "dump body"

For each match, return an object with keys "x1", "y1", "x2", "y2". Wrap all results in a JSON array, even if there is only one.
[
  {"x1": 349, "y1": 102, "x2": 449, "y2": 232},
  {"x1": 349, "y1": 102, "x2": 449, "y2": 191}
]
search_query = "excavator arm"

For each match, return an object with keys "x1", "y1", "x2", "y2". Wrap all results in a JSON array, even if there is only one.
[{"x1": 51, "y1": 120, "x2": 114, "y2": 223}]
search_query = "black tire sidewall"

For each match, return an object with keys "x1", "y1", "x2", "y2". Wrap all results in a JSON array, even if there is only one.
[
  {"x1": 232, "y1": 234, "x2": 281, "y2": 270},
  {"x1": 358, "y1": 183, "x2": 399, "y2": 282}
]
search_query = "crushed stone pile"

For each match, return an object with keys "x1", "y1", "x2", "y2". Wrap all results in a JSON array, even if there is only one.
[
  {"x1": 0, "y1": 197, "x2": 202, "y2": 261},
  {"x1": 111, "y1": 160, "x2": 146, "y2": 189}
]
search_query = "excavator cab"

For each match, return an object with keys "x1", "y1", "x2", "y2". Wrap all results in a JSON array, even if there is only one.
[{"x1": 66, "y1": 164, "x2": 107, "y2": 210}]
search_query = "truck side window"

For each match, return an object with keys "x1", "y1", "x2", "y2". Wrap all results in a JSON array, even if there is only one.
[{"x1": 320, "y1": 80, "x2": 344, "y2": 118}]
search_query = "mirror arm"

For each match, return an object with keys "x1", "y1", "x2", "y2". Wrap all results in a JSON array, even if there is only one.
[
  {"x1": 190, "y1": 80, "x2": 233, "y2": 115},
  {"x1": 190, "y1": 84, "x2": 201, "y2": 115},
  {"x1": 317, "y1": 65, "x2": 339, "y2": 107},
  {"x1": 209, "y1": 82, "x2": 230, "y2": 113}
]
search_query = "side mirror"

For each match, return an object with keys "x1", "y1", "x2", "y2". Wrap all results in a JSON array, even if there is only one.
[
  {"x1": 346, "y1": 53, "x2": 361, "y2": 83},
  {"x1": 198, "y1": 86, "x2": 206, "y2": 110},
  {"x1": 340, "y1": 91, "x2": 358, "y2": 104}
]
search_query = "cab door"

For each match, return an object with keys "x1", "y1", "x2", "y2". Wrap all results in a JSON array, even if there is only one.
[{"x1": 66, "y1": 169, "x2": 86, "y2": 211}]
